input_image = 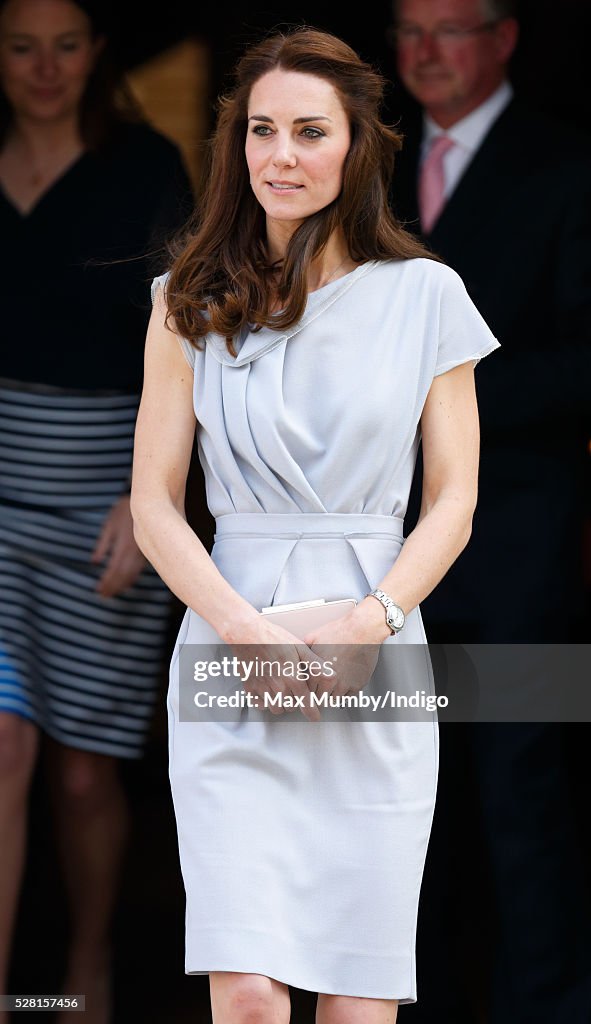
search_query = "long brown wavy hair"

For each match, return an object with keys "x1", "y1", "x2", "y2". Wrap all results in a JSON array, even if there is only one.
[{"x1": 166, "y1": 26, "x2": 435, "y2": 354}]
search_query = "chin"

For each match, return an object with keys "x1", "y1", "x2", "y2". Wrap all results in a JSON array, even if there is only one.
[
  {"x1": 266, "y1": 212, "x2": 309, "y2": 229},
  {"x1": 264, "y1": 203, "x2": 315, "y2": 222},
  {"x1": 412, "y1": 82, "x2": 453, "y2": 106},
  {"x1": 23, "y1": 101, "x2": 72, "y2": 122}
]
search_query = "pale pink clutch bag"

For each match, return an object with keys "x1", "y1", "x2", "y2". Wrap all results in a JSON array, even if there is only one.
[{"x1": 260, "y1": 598, "x2": 357, "y2": 640}]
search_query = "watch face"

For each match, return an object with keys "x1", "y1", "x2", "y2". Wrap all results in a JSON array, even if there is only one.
[{"x1": 387, "y1": 605, "x2": 405, "y2": 630}]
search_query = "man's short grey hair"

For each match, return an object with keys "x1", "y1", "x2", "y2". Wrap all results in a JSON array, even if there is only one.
[{"x1": 393, "y1": 0, "x2": 517, "y2": 20}]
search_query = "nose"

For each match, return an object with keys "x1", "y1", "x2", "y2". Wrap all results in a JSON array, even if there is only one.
[
  {"x1": 34, "y1": 48, "x2": 60, "y2": 82},
  {"x1": 416, "y1": 29, "x2": 441, "y2": 62},
  {"x1": 271, "y1": 133, "x2": 297, "y2": 169}
]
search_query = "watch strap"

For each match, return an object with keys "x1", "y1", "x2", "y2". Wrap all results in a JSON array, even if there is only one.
[{"x1": 367, "y1": 589, "x2": 404, "y2": 634}]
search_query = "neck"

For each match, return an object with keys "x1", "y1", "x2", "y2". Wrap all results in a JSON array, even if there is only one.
[
  {"x1": 426, "y1": 78, "x2": 506, "y2": 131},
  {"x1": 265, "y1": 216, "x2": 299, "y2": 264},
  {"x1": 6, "y1": 114, "x2": 82, "y2": 161},
  {"x1": 307, "y1": 234, "x2": 353, "y2": 291},
  {"x1": 266, "y1": 222, "x2": 353, "y2": 290}
]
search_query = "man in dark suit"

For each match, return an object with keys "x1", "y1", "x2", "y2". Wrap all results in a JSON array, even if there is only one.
[{"x1": 390, "y1": 1, "x2": 591, "y2": 1021}]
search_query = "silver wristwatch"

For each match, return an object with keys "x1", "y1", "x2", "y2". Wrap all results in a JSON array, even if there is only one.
[{"x1": 367, "y1": 589, "x2": 405, "y2": 635}]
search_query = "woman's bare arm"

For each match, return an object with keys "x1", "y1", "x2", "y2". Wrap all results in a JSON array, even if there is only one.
[
  {"x1": 347, "y1": 361, "x2": 480, "y2": 642},
  {"x1": 130, "y1": 289, "x2": 261, "y2": 642},
  {"x1": 131, "y1": 290, "x2": 324, "y2": 719}
]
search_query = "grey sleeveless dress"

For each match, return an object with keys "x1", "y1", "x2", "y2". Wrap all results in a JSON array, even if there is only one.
[{"x1": 152, "y1": 258, "x2": 499, "y2": 1002}]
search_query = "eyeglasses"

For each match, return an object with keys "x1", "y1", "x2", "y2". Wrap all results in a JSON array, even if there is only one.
[{"x1": 391, "y1": 20, "x2": 500, "y2": 47}]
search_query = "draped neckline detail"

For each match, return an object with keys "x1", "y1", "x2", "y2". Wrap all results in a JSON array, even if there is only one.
[{"x1": 204, "y1": 260, "x2": 381, "y2": 367}]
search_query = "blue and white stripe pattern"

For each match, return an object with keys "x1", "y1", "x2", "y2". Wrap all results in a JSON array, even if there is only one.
[{"x1": 0, "y1": 380, "x2": 172, "y2": 759}]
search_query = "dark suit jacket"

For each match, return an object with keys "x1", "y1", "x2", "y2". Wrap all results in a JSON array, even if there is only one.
[{"x1": 392, "y1": 98, "x2": 591, "y2": 638}]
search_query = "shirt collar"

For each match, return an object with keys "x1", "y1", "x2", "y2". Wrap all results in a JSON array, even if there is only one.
[{"x1": 423, "y1": 80, "x2": 514, "y2": 154}]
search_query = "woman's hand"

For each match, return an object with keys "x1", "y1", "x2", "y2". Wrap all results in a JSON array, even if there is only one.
[
  {"x1": 227, "y1": 617, "x2": 326, "y2": 722},
  {"x1": 303, "y1": 604, "x2": 385, "y2": 700},
  {"x1": 91, "y1": 495, "x2": 147, "y2": 598}
]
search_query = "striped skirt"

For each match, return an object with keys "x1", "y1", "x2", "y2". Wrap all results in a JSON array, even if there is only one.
[{"x1": 0, "y1": 379, "x2": 173, "y2": 759}]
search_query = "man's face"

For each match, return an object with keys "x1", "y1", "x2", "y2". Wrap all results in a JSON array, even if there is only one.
[{"x1": 395, "y1": 0, "x2": 517, "y2": 125}]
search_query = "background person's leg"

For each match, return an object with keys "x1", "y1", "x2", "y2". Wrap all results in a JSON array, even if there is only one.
[
  {"x1": 0, "y1": 713, "x2": 39, "y2": 1024},
  {"x1": 45, "y1": 741, "x2": 130, "y2": 1024}
]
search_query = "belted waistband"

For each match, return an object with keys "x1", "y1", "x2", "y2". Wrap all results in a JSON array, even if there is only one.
[{"x1": 214, "y1": 512, "x2": 404, "y2": 541}]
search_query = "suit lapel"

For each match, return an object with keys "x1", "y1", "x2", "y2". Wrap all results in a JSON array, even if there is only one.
[
  {"x1": 429, "y1": 100, "x2": 518, "y2": 250},
  {"x1": 394, "y1": 99, "x2": 520, "y2": 250}
]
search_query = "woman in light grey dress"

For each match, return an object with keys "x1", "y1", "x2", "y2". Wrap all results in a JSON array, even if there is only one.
[{"x1": 131, "y1": 27, "x2": 499, "y2": 1024}]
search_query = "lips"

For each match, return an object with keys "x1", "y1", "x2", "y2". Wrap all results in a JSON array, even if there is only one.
[
  {"x1": 415, "y1": 71, "x2": 449, "y2": 81},
  {"x1": 31, "y1": 88, "x2": 64, "y2": 99},
  {"x1": 267, "y1": 181, "x2": 304, "y2": 191}
]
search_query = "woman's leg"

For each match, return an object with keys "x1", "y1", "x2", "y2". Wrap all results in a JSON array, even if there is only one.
[
  {"x1": 210, "y1": 971, "x2": 291, "y2": 1024},
  {"x1": 316, "y1": 994, "x2": 398, "y2": 1024},
  {"x1": 0, "y1": 713, "x2": 39, "y2": 1021},
  {"x1": 45, "y1": 740, "x2": 130, "y2": 1024}
]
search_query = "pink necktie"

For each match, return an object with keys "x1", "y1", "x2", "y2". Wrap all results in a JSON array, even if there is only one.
[{"x1": 418, "y1": 135, "x2": 454, "y2": 234}]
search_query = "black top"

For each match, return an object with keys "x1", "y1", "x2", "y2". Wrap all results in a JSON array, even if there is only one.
[{"x1": 0, "y1": 122, "x2": 193, "y2": 391}]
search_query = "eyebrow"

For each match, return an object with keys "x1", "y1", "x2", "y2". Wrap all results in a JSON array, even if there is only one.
[
  {"x1": 6, "y1": 30, "x2": 86, "y2": 39},
  {"x1": 248, "y1": 115, "x2": 332, "y2": 124}
]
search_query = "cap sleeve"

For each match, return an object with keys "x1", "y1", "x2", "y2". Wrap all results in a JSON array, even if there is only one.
[
  {"x1": 433, "y1": 264, "x2": 500, "y2": 377},
  {"x1": 150, "y1": 272, "x2": 196, "y2": 372}
]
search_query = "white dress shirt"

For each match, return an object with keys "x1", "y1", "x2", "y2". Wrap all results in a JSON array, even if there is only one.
[{"x1": 420, "y1": 80, "x2": 514, "y2": 200}]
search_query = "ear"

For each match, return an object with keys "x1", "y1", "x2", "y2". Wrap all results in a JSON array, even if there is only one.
[{"x1": 494, "y1": 18, "x2": 519, "y2": 64}]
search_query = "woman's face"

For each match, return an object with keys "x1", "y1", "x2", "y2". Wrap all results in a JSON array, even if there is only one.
[
  {"x1": 0, "y1": 0, "x2": 102, "y2": 125},
  {"x1": 245, "y1": 68, "x2": 351, "y2": 233}
]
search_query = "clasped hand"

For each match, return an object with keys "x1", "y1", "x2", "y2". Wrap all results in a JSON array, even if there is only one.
[
  {"x1": 302, "y1": 614, "x2": 380, "y2": 706},
  {"x1": 230, "y1": 612, "x2": 380, "y2": 722}
]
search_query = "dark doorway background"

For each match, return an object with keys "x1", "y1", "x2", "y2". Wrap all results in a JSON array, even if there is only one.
[
  {"x1": 112, "y1": 0, "x2": 591, "y2": 130},
  {"x1": 8, "y1": 1, "x2": 590, "y2": 1022}
]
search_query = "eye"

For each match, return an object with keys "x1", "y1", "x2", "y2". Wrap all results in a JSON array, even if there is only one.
[
  {"x1": 10, "y1": 43, "x2": 32, "y2": 54},
  {"x1": 437, "y1": 24, "x2": 464, "y2": 39},
  {"x1": 59, "y1": 40, "x2": 82, "y2": 52},
  {"x1": 300, "y1": 127, "x2": 325, "y2": 139},
  {"x1": 251, "y1": 124, "x2": 273, "y2": 136},
  {"x1": 394, "y1": 25, "x2": 422, "y2": 43}
]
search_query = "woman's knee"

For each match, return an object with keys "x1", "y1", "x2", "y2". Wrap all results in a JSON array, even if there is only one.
[
  {"x1": 49, "y1": 746, "x2": 119, "y2": 811},
  {"x1": 209, "y1": 972, "x2": 280, "y2": 1024},
  {"x1": 0, "y1": 712, "x2": 38, "y2": 785},
  {"x1": 316, "y1": 993, "x2": 398, "y2": 1024}
]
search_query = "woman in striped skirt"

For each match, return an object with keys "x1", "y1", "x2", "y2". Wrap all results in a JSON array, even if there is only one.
[{"x1": 0, "y1": 1, "x2": 192, "y2": 1020}]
